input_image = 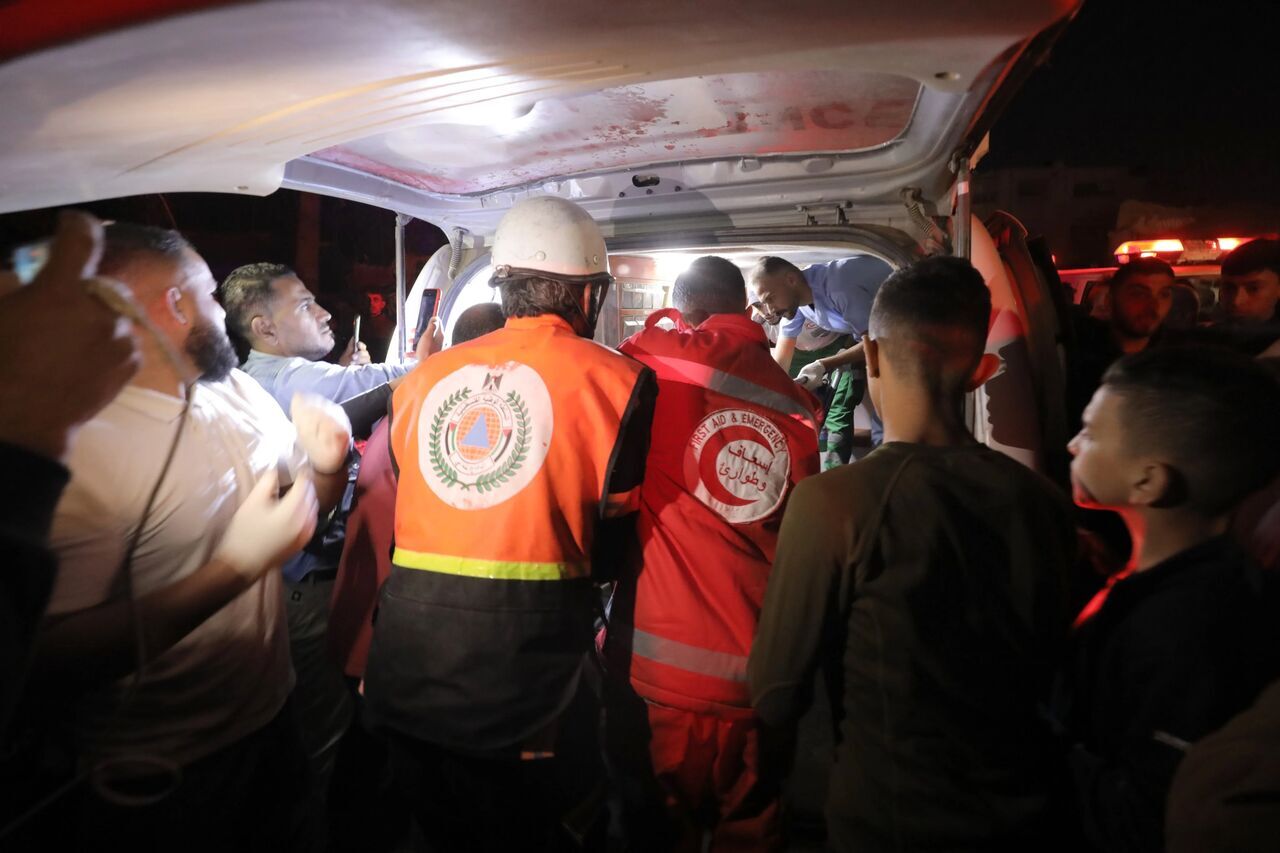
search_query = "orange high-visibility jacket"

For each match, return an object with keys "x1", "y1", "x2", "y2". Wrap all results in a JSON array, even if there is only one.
[{"x1": 365, "y1": 314, "x2": 654, "y2": 752}]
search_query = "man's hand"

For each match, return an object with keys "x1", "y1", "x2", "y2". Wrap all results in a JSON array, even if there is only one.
[
  {"x1": 0, "y1": 211, "x2": 141, "y2": 462},
  {"x1": 413, "y1": 317, "x2": 444, "y2": 360},
  {"x1": 795, "y1": 361, "x2": 827, "y2": 392},
  {"x1": 214, "y1": 470, "x2": 319, "y2": 581},
  {"x1": 291, "y1": 392, "x2": 353, "y2": 474},
  {"x1": 338, "y1": 338, "x2": 371, "y2": 366}
]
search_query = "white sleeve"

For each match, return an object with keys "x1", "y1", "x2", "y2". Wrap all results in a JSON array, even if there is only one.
[{"x1": 227, "y1": 371, "x2": 309, "y2": 480}]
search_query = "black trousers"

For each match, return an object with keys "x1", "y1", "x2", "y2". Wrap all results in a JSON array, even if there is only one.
[{"x1": 386, "y1": 686, "x2": 607, "y2": 853}]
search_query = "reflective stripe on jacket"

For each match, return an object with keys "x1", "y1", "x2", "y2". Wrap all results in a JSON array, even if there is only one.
[
  {"x1": 365, "y1": 314, "x2": 651, "y2": 751},
  {"x1": 610, "y1": 309, "x2": 821, "y2": 714}
]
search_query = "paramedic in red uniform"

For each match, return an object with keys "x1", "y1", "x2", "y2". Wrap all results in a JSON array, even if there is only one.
[
  {"x1": 363, "y1": 196, "x2": 657, "y2": 852},
  {"x1": 605, "y1": 256, "x2": 822, "y2": 850}
]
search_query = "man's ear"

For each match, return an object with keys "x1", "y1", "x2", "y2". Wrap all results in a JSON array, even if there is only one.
[
  {"x1": 1130, "y1": 460, "x2": 1183, "y2": 508},
  {"x1": 863, "y1": 334, "x2": 880, "y2": 378},
  {"x1": 250, "y1": 314, "x2": 274, "y2": 343},
  {"x1": 965, "y1": 353, "x2": 1001, "y2": 390},
  {"x1": 164, "y1": 286, "x2": 189, "y2": 326}
]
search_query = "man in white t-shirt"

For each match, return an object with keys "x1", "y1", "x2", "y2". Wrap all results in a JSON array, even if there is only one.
[{"x1": 28, "y1": 224, "x2": 351, "y2": 850}]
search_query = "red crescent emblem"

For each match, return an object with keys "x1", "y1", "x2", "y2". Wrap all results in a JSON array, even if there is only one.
[{"x1": 697, "y1": 425, "x2": 768, "y2": 507}]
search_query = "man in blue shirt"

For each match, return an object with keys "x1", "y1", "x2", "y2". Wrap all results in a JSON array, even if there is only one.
[
  {"x1": 223, "y1": 263, "x2": 414, "y2": 411},
  {"x1": 220, "y1": 262, "x2": 436, "y2": 802},
  {"x1": 750, "y1": 255, "x2": 893, "y2": 444}
]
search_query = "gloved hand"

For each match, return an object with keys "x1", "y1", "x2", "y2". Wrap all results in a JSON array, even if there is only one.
[
  {"x1": 795, "y1": 361, "x2": 827, "y2": 392},
  {"x1": 215, "y1": 469, "x2": 318, "y2": 580},
  {"x1": 291, "y1": 392, "x2": 353, "y2": 474}
]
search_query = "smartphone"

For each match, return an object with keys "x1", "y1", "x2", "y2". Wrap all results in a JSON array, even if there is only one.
[
  {"x1": 352, "y1": 315, "x2": 362, "y2": 349},
  {"x1": 414, "y1": 288, "x2": 441, "y2": 344},
  {"x1": 11, "y1": 239, "x2": 50, "y2": 285}
]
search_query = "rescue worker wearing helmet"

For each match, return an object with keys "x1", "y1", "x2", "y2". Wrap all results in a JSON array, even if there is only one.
[{"x1": 363, "y1": 196, "x2": 657, "y2": 851}]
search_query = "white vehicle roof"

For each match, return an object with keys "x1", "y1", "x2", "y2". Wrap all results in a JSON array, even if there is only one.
[{"x1": 0, "y1": 0, "x2": 1079, "y2": 234}]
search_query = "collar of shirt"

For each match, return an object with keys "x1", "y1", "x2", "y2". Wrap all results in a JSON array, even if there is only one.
[
  {"x1": 803, "y1": 263, "x2": 831, "y2": 308},
  {"x1": 693, "y1": 312, "x2": 770, "y2": 345},
  {"x1": 1116, "y1": 535, "x2": 1237, "y2": 594},
  {"x1": 640, "y1": 308, "x2": 769, "y2": 346},
  {"x1": 243, "y1": 348, "x2": 293, "y2": 376},
  {"x1": 112, "y1": 383, "x2": 188, "y2": 423},
  {"x1": 1078, "y1": 535, "x2": 1240, "y2": 628}
]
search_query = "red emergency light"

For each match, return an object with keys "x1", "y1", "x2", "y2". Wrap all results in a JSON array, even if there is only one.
[{"x1": 1113, "y1": 237, "x2": 1249, "y2": 265}]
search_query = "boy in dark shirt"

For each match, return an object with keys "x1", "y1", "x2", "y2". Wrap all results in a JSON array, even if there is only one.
[
  {"x1": 749, "y1": 256, "x2": 1077, "y2": 852},
  {"x1": 1064, "y1": 346, "x2": 1280, "y2": 852}
]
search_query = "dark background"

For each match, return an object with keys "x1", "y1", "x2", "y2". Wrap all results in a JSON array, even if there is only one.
[
  {"x1": 0, "y1": 193, "x2": 448, "y2": 360},
  {"x1": 984, "y1": 0, "x2": 1277, "y2": 206},
  {"x1": 975, "y1": 0, "x2": 1279, "y2": 264}
]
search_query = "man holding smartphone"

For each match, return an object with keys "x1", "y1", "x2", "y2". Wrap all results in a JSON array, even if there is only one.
[
  {"x1": 218, "y1": 262, "x2": 440, "y2": 803},
  {"x1": 219, "y1": 263, "x2": 434, "y2": 411}
]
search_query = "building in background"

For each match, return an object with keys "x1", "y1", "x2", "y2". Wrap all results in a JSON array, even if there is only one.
[{"x1": 972, "y1": 161, "x2": 1152, "y2": 267}]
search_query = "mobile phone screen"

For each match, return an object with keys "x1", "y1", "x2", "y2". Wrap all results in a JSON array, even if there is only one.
[
  {"x1": 11, "y1": 240, "x2": 50, "y2": 285},
  {"x1": 414, "y1": 288, "x2": 441, "y2": 343}
]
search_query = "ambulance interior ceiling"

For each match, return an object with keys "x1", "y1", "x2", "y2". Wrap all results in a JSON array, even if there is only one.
[
  {"x1": 0, "y1": 0, "x2": 1080, "y2": 229},
  {"x1": 611, "y1": 245, "x2": 891, "y2": 281}
]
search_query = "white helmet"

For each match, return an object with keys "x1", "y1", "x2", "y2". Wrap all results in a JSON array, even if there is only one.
[{"x1": 490, "y1": 196, "x2": 610, "y2": 283}]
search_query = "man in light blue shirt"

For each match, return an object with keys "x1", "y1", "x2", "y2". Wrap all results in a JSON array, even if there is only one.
[
  {"x1": 750, "y1": 255, "x2": 893, "y2": 444},
  {"x1": 220, "y1": 261, "x2": 421, "y2": 800},
  {"x1": 223, "y1": 263, "x2": 412, "y2": 414}
]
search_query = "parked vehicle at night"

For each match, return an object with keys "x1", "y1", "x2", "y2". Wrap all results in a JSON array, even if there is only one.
[
  {"x1": 0, "y1": 0, "x2": 1091, "y2": 469},
  {"x1": 0, "y1": 0, "x2": 1089, "y2": 846}
]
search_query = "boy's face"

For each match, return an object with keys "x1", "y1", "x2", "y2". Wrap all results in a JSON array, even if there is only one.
[
  {"x1": 1221, "y1": 269, "x2": 1280, "y2": 324},
  {"x1": 1067, "y1": 385, "x2": 1136, "y2": 509}
]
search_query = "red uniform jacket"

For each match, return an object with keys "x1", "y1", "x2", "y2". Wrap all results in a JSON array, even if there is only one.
[{"x1": 610, "y1": 309, "x2": 821, "y2": 715}]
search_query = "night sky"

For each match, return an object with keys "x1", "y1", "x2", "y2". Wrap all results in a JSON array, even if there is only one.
[{"x1": 984, "y1": 0, "x2": 1280, "y2": 207}]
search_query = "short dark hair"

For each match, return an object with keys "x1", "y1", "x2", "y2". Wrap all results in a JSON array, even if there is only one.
[
  {"x1": 1102, "y1": 346, "x2": 1280, "y2": 514},
  {"x1": 1222, "y1": 238, "x2": 1280, "y2": 279},
  {"x1": 496, "y1": 276, "x2": 585, "y2": 324},
  {"x1": 99, "y1": 223, "x2": 192, "y2": 278},
  {"x1": 750, "y1": 256, "x2": 801, "y2": 283},
  {"x1": 1111, "y1": 257, "x2": 1174, "y2": 288},
  {"x1": 868, "y1": 256, "x2": 990, "y2": 382},
  {"x1": 452, "y1": 302, "x2": 506, "y2": 346},
  {"x1": 220, "y1": 262, "x2": 293, "y2": 345},
  {"x1": 672, "y1": 256, "x2": 746, "y2": 317}
]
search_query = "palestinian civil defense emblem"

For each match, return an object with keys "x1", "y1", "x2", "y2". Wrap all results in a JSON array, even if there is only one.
[
  {"x1": 419, "y1": 363, "x2": 553, "y2": 509},
  {"x1": 685, "y1": 408, "x2": 790, "y2": 524}
]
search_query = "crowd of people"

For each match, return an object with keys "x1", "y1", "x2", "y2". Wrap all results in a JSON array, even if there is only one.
[{"x1": 1, "y1": 202, "x2": 1278, "y2": 853}]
